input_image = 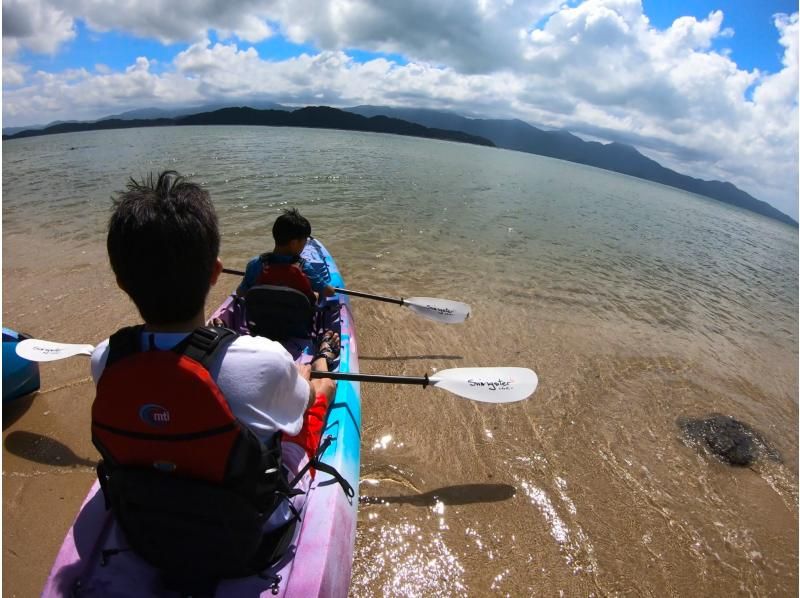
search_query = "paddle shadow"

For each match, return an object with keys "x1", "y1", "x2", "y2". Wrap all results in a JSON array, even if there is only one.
[
  {"x1": 4, "y1": 431, "x2": 96, "y2": 468},
  {"x1": 359, "y1": 355, "x2": 464, "y2": 362},
  {"x1": 2, "y1": 394, "x2": 36, "y2": 430},
  {"x1": 360, "y1": 483, "x2": 516, "y2": 506}
]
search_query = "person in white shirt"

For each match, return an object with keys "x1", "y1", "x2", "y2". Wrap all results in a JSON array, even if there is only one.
[{"x1": 95, "y1": 170, "x2": 336, "y2": 540}]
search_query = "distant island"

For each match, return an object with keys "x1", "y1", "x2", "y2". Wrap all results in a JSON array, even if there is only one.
[
  {"x1": 2, "y1": 106, "x2": 494, "y2": 149},
  {"x1": 4, "y1": 103, "x2": 795, "y2": 227}
]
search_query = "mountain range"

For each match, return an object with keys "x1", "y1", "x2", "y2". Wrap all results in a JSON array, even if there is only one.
[
  {"x1": 3, "y1": 104, "x2": 795, "y2": 226},
  {"x1": 2, "y1": 106, "x2": 494, "y2": 148}
]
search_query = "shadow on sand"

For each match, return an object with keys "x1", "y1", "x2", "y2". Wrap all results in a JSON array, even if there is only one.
[
  {"x1": 2, "y1": 393, "x2": 36, "y2": 430},
  {"x1": 360, "y1": 483, "x2": 516, "y2": 506},
  {"x1": 4, "y1": 430, "x2": 96, "y2": 468}
]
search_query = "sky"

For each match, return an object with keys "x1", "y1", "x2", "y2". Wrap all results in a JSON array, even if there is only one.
[{"x1": 2, "y1": 0, "x2": 798, "y2": 219}]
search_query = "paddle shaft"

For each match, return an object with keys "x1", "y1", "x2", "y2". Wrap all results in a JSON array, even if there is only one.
[
  {"x1": 311, "y1": 370, "x2": 428, "y2": 387},
  {"x1": 222, "y1": 267, "x2": 405, "y2": 305},
  {"x1": 332, "y1": 287, "x2": 403, "y2": 305},
  {"x1": 15, "y1": 338, "x2": 536, "y2": 402}
]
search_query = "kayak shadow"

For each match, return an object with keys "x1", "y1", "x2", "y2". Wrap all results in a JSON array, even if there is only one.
[
  {"x1": 360, "y1": 483, "x2": 516, "y2": 506},
  {"x1": 4, "y1": 431, "x2": 97, "y2": 468},
  {"x1": 359, "y1": 354, "x2": 464, "y2": 361},
  {"x1": 2, "y1": 394, "x2": 36, "y2": 430}
]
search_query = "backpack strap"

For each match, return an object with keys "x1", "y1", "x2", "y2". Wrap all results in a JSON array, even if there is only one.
[
  {"x1": 105, "y1": 325, "x2": 236, "y2": 372},
  {"x1": 105, "y1": 325, "x2": 145, "y2": 370},
  {"x1": 176, "y1": 326, "x2": 237, "y2": 370}
]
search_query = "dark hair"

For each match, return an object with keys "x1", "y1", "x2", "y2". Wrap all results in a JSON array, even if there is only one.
[
  {"x1": 107, "y1": 171, "x2": 220, "y2": 324},
  {"x1": 272, "y1": 208, "x2": 311, "y2": 245}
]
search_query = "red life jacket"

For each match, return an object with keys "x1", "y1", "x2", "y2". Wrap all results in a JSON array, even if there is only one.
[
  {"x1": 92, "y1": 326, "x2": 256, "y2": 483},
  {"x1": 255, "y1": 253, "x2": 316, "y2": 305}
]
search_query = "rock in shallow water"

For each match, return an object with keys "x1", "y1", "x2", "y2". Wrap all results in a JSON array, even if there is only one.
[{"x1": 678, "y1": 414, "x2": 781, "y2": 467}]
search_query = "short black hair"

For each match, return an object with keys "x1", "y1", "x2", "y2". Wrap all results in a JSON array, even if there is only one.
[
  {"x1": 272, "y1": 208, "x2": 311, "y2": 245},
  {"x1": 107, "y1": 171, "x2": 220, "y2": 324}
]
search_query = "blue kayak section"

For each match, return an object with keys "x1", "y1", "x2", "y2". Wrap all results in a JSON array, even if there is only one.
[{"x1": 3, "y1": 328, "x2": 40, "y2": 404}]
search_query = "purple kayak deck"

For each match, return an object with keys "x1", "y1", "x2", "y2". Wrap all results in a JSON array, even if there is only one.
[{"x1": 42, "y1": 238, "x2": 362, "y2": 597}]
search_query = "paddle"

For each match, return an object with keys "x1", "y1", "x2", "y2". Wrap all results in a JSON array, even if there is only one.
[
  {"x1": 16, "y1": 340, "x2": 537, "y2": 403},
  {"x1": 222, "y1": 267, "x2": 470, "y2": 324},
  {"x1": 312, "y1": 368, "x2": 537, "y2": 403},
  {"x1": 16, "y1": 339, "x2": 94, "y2": 361}
]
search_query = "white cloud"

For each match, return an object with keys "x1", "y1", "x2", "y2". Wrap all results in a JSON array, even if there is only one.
[
  {"x1": 266, "y1": 0, "x2": 564, "y2": 73},
  {"x1": 2, "y1": 60, "x2": 28, "y2": 86},
  {"x1": 1, "y1": 0, "x2": 798, "y2": 217},
  {"x1": 2, "y1": 0, "x2": 75, "y2": 55},
  {"x1": 2, "y1": 0, "x2": 276, "y2": 49}
]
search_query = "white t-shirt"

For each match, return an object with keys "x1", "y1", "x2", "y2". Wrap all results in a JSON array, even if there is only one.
[{"x1": 90, "y1": 329, "x2": 312, "y2": 529}]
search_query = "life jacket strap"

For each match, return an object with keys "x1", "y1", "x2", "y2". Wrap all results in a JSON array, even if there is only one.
[
  {"x1": 104, "y1": 325, "x2": 145, "y2": 370},
  {"x1": 104, "y1": 325, "x2": 237, "y2": 371},
  {"x1": 180, "y1": 326, "x2": 237, "y2": 369}
]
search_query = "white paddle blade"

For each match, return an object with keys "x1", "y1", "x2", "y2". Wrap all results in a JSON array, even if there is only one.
[
  {"x1": 16, "y1": 339, "x2": 95, "y2": 362},
  {"x1": 404, "y1": 297, "x2": 471, "y2": 324},
  {"x1": 429, "y1": 367, "x2": 538, "y2": 403}
]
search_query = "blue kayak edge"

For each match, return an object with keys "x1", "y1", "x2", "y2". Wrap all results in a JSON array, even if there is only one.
[{"x1": 3, "y1": 327, "x2": 41, "y2": 403}]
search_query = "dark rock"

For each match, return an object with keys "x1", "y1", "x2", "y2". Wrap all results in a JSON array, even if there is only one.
[{"x1": 678, "y1": 414, "x2": 781, "y2": 467}]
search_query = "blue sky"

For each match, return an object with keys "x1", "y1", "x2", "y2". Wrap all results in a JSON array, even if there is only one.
[
  {"x1": 17, "y1": 21, "x2": 180, "y2": 75},
  {"x1": 3, "y1": 0, "x2": 798, "y2": 218},
  {"x1": 644, "y1": 0, "x2": 797, "y2": 73}
]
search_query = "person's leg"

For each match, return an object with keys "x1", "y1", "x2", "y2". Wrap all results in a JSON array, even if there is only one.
[{"x1": 283, "y1": 391, "x2": 329, "y2": 476}]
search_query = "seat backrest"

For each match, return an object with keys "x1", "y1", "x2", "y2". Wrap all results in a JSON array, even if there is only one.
[{"x1": 245, "y1": 285, "x2": 315, "y2": 341}]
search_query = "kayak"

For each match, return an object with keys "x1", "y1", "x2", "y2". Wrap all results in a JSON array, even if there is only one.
[
  {"x1": 3, "y1": 327, "x2": 41, "y2": 404},
  {"x1": 42, "y1": 237, "x2": 362, "y2": 597}
]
